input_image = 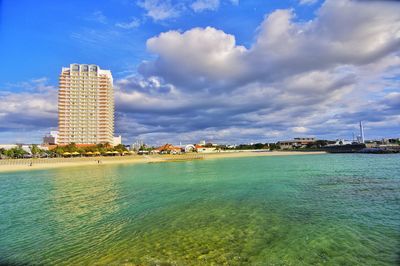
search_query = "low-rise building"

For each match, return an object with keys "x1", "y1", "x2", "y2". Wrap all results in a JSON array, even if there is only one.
[
  {"x1": 131, "y1": 140, "x2": 144, "y2": 151},
  {"x1": 113, "y1": 135, "x2": 122, "y2": 146},
  {"x1": 156, "y1": 144, "x2": 182, "y2": 154},
  {"x1": 195, "y1": 145, "x2": 217, "y2": 153},
  {"x1": 43, "y1": 131, "x2": 59, "y2": 145},
  {"x1": 278, "y1": 137, "x2": 316, "y2": 149}
]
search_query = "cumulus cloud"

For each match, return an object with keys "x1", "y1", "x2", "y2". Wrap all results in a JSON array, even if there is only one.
[
  {"x1": 141, "y1": 27, "x2": 247, "y2": 91},
  {"x1": 0, "y1": 79, "x2": 58, "y2": 143},
  {"x1": 140, "y1": 0, "x2": 400, "y2": 89},
  {"x1": 121, "y1": 0, "x2": 400, "y2": 143}
]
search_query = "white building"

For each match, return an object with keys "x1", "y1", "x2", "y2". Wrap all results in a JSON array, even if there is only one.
[
  {"x1": 131, "y1": 140, "x2": 144, "y2": 151},
  {"x1": 43, "y1": 131, "x2": 59, "y2": 145},
  {"x1": 58, "y1": 64, "x2": 114, "y2": 144},
  {"x1": 195, "y1": 145, "x2": 217, "y2": 153},
  {"x1": 113, "y1": 135, "x2": 122, "y2": 146}
]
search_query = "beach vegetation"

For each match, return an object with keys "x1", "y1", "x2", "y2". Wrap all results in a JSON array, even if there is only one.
[
  {"x1": 30, "y1": 144, "x2": 42, "y2": 158},
  {"x1": 1, "y1": 147, "x2": 28, "y2": 159},
  {"x1": 44, "y1": 142, "x2": 130, "y2": 157}
]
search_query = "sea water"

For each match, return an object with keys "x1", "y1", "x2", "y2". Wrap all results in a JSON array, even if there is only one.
[{"x1": 0, "y1": 154, "x2": 399, "y2": 265}]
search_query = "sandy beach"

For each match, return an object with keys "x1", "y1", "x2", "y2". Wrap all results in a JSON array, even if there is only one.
[{"x1": 0, "y1": 151, "x2": 326, "y2": 173}]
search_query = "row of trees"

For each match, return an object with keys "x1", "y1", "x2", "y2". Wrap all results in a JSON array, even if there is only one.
[
  {"x1": 0, "y1": 145, "x2": 49, "y2": 159},
  {"x1": 0, "y1": 147, "x2": 29, "y2": 159},
  {"x1": 50, "y1": 143, "x2": 128, "y2": 157},
  {"x1": 220, "y1": 140, "x2": 334, "y2": 151},
  {"x1": 0, "y1": 143, "x2": 130, "y2": 159},
  {"x1": 222, "y1": 143, "x2": 281, "y2": 150},
  {"x1": 51, "y1": 143, "x2": 128, "y2": 155}
]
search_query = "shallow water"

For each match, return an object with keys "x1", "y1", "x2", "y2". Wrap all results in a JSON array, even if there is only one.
[{"x1": 0, "y1": 154, "x2": 399, "y2": 265}]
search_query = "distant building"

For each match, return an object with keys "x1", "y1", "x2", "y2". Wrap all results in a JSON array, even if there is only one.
[
  {"x1": 113, "y1": 135, "x2": 122, "y2": 146},
  {"x1": 58, "y1": 64, "x2": 114, "y2": 144},
  {"x1": 43, "y1": 131, "x2": 59, "y2": 145},
  {"x1": 195, "y1": 145, "x2": 217, "y2": 153},
  {"x1": 155, "y1": 144, "x2": 182, "y2": 154},
  {"x1": 131, "y1": 140, "x2": 144, "y2": 151},
  {"x1": 0, "y1": 144, "x2": 18, "y2": 150},
  {"x1": 0, "y1": 144, "x2": 32, "y2": 155},
  {"x1": 278, "y1": 137, "x2": 316, "y2": 149}
]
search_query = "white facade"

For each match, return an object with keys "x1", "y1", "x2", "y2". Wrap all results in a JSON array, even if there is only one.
[
  {"x1": 113, "y1": 135, "x2": 122, "y2": 146},
  {"x1": 58, "y1": 64, "x2": 114, "y2": 144}
]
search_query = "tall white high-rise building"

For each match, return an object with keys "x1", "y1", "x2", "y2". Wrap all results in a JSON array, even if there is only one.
[{"x1": 58, "y1": 64, "x2": 114, "y2": 144}]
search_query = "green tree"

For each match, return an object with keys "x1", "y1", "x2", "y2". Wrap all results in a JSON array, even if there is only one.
[
  {"x1": 269, "y1": 143, "x2": 280, "y2": 150},
  {"x1": 5, "y1": 147, "x2": 28, "y2": 158},
  {"x1": 30, "y1": 145, "x2": 41, "y2": 158},
  {"x1": 65, "y1": 143, "x2": 78, "y2": 152},
  {"x1": 254, "y1": 143, "x2": 265, "y2": 149},
  {"x1": 114, "y1": 144, "x2": 127, "y2": 152},
  {"x1": 53, "y1": 146, "x2": 65, "y2": 156}
]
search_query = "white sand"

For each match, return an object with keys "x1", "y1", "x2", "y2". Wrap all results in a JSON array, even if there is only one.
[{"x1": 0, "y1": 151, "x2": 326, "y2": 173}]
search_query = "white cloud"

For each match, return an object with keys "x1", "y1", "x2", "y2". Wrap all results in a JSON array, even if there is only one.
[
  {"x1": 87, "y1": 10, "x2": 107, "y2": 24},
  {"x1": 137, "y1": 0, "x2": 181, "y2": 21},
  {"x1": 191, "y1": 0, "x2": 220, "y2": 12},
  {"x1": 142, "y1": 27, "x2": 247, "y2": 89},
  {"x1": 299, "y1": 0, "x2": 318, "y2": 5},
  {"x1": 0, "y1": 78, "x2": 58, "y2": 143},
  {"x1": 137, "y1": 0, "x2": 239, "y2": 21},
  {"x1": 115, "y1": 18, "x2": 141, "y2": 29},
  {"x1": 141, "y1": 0, "x2": 400, "y2": 87},
  {"x1": 292, "y1": 127, "x2": 309, "y2": 133}
]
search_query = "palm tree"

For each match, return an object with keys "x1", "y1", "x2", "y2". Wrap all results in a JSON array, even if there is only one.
[{"x1": 30, "y1": 145, "x2": 41, "y2": 158}]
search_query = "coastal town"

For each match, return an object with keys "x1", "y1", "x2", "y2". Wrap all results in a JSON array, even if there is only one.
[
  {"x1": 0, "y1": 64, "x2": 399, "y2": 160},
  {"x1": 1, "y1": 134, "x2": 400, "y2": 160}
]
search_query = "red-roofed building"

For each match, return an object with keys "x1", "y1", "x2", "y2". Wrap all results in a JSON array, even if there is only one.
[{"x1": 156, "y1": 144, "x2": 182, "y2": 154}]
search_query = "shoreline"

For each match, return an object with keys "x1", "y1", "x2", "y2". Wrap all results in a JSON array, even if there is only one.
[{"x1": 0, "y1": 151, "x2": 326, "y2": 173}]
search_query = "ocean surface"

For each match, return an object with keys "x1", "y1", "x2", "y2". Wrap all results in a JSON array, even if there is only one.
[{"x1": 0, "y1": 154, "x2": 399, "y2": 265}]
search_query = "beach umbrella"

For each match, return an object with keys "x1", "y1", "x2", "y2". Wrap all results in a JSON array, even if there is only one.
[
  {"x1": 112, "y1": 151, "x2": 119, "y2": 154},
  {"x1": 71, "y1": 152, "x2": 80, "y2": 156},
  {"x1": 63, "y1": 152, "x2": 71, "y2": 156},
  {"x1": 94, "y1": 151, "x2": 101, "y2": 155},
  {"x1": 106, "y1": 151, "x2": 113, "y2": 156},
  {"x1": 85, "y1": 152, "x2": 93, "y2": 156}
]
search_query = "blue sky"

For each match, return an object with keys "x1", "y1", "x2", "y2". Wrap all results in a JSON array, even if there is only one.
[{"x1": 0, "y1": 0, "x2": 399, "y2": 145}]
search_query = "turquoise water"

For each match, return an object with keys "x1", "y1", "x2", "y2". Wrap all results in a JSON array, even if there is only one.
[{"x1": 0, "y1": 154, "x2": 399, "y2": 265}]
